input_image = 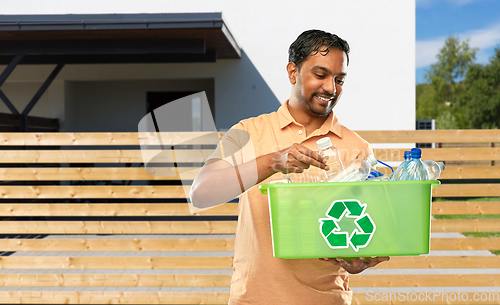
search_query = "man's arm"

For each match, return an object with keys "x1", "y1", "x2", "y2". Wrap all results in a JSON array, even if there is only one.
[{"x1": 190, "y1": 143, "x2": 328, "y2": 209}]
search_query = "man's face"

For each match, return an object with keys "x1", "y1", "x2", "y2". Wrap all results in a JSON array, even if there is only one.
[{"x1": 291, "y1": 48, "x2": 348, "y2": 117}]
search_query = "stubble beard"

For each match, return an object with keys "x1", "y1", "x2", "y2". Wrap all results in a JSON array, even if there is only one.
[{"x1": 293, "y1": 74, "x2": 339, "y2": 117}]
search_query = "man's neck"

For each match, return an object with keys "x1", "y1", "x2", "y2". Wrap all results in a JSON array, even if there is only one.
[{"x1": 287, "y1": 100, "x2": 329, "y2": 136}]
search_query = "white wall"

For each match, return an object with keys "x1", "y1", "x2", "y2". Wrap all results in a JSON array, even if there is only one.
[{"x1": 0, "y1": 0, "x2": 415, "y2": 131}]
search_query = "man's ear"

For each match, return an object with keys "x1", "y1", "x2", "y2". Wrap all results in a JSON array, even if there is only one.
[{"x1": 286, "y1": 62, "x2": 298, "y2": 85}]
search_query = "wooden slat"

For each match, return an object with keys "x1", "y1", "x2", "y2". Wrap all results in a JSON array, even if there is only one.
[
  {"x1": 1, "y1": 237, "x2": 497, "y2": 252},
  {"x1": 2, "y1": 165, "x2": 488, "y2": 181},
  {"x1": 0, "y1": 291, "x2": 498, "y2": 305},
  {"x1": 350, "y1": 273, "x2": 500, "y2": 287},
  {"x1": 373, "y1": 147, "x2": 500, "y2": 162},
  {"x1": 0, "y1": 130, "x2": 497, "y2": 145},
  {"x1": 0, "y1": 149, "x2": 212, "y2": 163},
  {"x1": 3, "y1": 165, "x2": 492, "y2": 181},
  {"x1": 0, "y1": 256, "x2": 498, "y2": 270},
  {"x1": 356, "y1": 129, "x2": 500, "y2": 143},
  {"x1": 431, "y1": 238, "x2": 500, "y2": 251},
  {"x1": 0, "y1": 238, "x2": 235, "y2": 252},
  {"x1": 0, "y1": 132, "x2": 222, "y2": 146},
  {"x1": 0, "y1": 291, "x2": 497, "y2": 305},
  {"x1": 1, "y1": 147, "x2": 498, "y2": 163},
  {"x1": 0, "y1": 257, "x2": 234, "y2": 270},
  {"x1": 422, "y1": 147, "x2": 500, "y2": 161},
  {"x1": 1, "y1": 184, "x2": 497, "y2": 200},
  {"x1": 0, "y1": 185, "x2": 189, "y2": 199},
  {"x1": 0, "y1": 203, "x2": 238, "y2": 216},
  {"x1": 4, "y1": 273, "x2": 496, "y2": 288},
  {"x1": 0, "y1": 291, "x2": 230, "y2": 304},
  {"x1": 0, "y1": 219, "x2": 494, "y2": 234},
  {"x1": 0, "y1": 167, "x2": 200, "y2": 181},
  {"x1": 0, "y1": 273, "x2": 232, "y2": 287},
  {"x1": 440, "y1": 166, "x2": 500, "y2": 179},
  {"x1": 378, "y1": 256, "x2": 500, "y2": 269},
  {"x1": 0, "y1": 221, "x2": 237, "y2": 234},
  {"x1": 432, "y1": 201, "x2": 500, "y2": 215},
  {"x1": 433, "y1": 184, "x2": 500, "y2": 197},
  {"x1": 431, "y1": 219, "x2": 500, "y2": 232}
]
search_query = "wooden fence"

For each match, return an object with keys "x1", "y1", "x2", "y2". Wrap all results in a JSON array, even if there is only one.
[{"x1": 0, "y1": 130, "x2": 498, "y2": 304}]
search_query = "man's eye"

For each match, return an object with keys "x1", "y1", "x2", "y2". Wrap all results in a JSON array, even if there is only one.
[
  {"x1": 314, "y1": 73, "x2": 326, "y2": 79},
  {"x1": 336, "y1": 79, "x2": 345, "y2": 85}
]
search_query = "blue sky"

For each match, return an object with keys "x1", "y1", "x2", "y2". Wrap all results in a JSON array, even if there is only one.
[{"x1": 416, "y1": 0, "x2": 500, "y2": 84}]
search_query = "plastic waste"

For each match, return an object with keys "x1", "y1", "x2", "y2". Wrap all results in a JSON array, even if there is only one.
[
  {"x1": 316, "y1": 137, "x2": 345, "y2": 181},
  {"x1": 368, "y1": 174, "x2": 392, "y2": 181},
  {"x1": 396, "y1": 148, "x2": 429, "y2": 181},
  {"x1": 391, "y1": 151, "x2": 411, "y2": 181},
  {"x1": 422, "y1": 160, "x2": 446, "y2": 180},
  {"x1": 327, "y1": 155, "x2": 378, "y2": 182},
  {"x1": 367, "y1": 170, "x2": 384, "y2": 180}
]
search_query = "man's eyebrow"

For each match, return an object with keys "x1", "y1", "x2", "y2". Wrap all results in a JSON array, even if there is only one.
[{"x1": 311, "y1": 65, "x2": 347, "y2": 76}]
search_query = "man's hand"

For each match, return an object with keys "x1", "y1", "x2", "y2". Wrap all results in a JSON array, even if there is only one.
[
  {"x1": 271, "y1": 143, "x2": 327, "y2": 174},
  {"x1": 318, "y1": 257, "x2": 390, "y2": 274}
]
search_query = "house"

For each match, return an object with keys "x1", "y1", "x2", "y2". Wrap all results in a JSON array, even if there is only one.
[{"x1": 0, "y1": 1, "x2": 415, "y2": 132}]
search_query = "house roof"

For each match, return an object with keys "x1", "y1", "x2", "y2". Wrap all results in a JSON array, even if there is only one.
[{"x1": 0, "y1": 13, "x2": 241, "y2": 64}]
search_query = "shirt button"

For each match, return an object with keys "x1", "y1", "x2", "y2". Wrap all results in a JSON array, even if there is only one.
[{"x1": 298, "y1": 130, "x2": 303, "y2": 135}]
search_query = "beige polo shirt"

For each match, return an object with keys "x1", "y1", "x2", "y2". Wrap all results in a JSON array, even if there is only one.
[{"x1": 210, "y1": 100, "x2": 373, "y2": 305}]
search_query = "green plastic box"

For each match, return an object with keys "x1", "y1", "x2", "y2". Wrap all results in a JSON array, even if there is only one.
[{"x1": 259, "y1": 180, "x2": 440, "y2": 258}]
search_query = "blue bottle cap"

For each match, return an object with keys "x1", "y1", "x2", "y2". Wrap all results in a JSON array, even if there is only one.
[
  {"x1": 403, "y1": 151, "x2": 411, "y2": 158},
  {"x1": 410, "y1": 148, "x2": 422, "y2": 158}
]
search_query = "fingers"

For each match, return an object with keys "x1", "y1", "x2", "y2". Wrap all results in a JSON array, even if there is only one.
[
  {"x1": 289, "y1": 144, "x2": 327, "y2": 171},
  {"x1": 365, "y1": 256, "x2": 390, "y2": 268},
  {"x1": 273, "y1": 144, "x2": 327, "y2": 174},
  {"x1": 319, "y1": 257, "x2": 391, "y2": 274}
]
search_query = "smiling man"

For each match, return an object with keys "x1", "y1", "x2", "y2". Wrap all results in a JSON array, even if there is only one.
[{"x1": 190, "y1": 29, "x2": 389, "y2": 305}]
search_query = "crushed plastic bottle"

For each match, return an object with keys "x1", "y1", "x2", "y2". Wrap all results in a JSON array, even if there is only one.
[
  {"x1": 327, "y1": 155, "x2": 378, "y2": 182},
  {"x1": 316, "y1": 137, "x2": 345, "y2": 181},
  {"x1": 423, "y1": 160, "x2": 446, "y2": 180}
]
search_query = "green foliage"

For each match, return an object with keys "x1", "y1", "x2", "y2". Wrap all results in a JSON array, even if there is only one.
[
  {"x1": 416, "y1": 36, "x2": 500, "y2": 129},
  {"x1": 426, "y1": 36, "x2": 478, "y2": 84},
  {"x1": 457, "y1": 47, "x2": 500, "y2": 129},
  {"x1": 416, "y1": 83, "x2": 439, "y2": 120}
]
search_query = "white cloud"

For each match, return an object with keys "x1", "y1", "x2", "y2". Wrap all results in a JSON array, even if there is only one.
[{"x1": 416, "y1": 22, "x2": 500, "y2": 68}]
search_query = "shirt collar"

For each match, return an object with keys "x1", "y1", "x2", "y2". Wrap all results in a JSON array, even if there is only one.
[{"x1": 277, "y1": 100, "x2": 343, "y2": 138}]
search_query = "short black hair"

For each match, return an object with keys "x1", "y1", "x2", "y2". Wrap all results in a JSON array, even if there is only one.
[{"x1": 288, "y1": 29, "x2": 350, "y2": 68}]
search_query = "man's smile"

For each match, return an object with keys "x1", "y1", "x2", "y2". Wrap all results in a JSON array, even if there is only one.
[{"x1": 315, "y1": 94, "x2": 336, "y2": 106}]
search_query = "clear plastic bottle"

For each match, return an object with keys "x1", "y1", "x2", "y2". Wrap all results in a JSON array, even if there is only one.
[
  {"x1": 327, "y1": 155, "x2": 378, "y2": 182},
  {"x1": 422, "y1": 160, "x2": 445, "y2": 180},
  {"x1": 316, "y1": 137, "x2": 345, "y2": 181},
  {"x1": 391, "y1": 151, "x2": 411, "y2": 181},
  {"x1": 397, "y1": 148, "x2": 429, "y2": 181}
]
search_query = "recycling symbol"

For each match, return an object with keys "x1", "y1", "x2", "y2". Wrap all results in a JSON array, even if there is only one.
[{"x1": 318, "y1": 199, "x2": 376, "y2": 252}]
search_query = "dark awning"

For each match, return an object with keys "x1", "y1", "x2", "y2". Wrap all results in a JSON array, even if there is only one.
[{"x1": 0, "y1": 13, "x2": 241, "y2": 64}]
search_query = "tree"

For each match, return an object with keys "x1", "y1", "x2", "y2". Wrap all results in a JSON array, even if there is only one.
[
  {"x1": 416, "y1": 83, "x2": 439, "y2": 120},
  {"x1": 458, "y1": 47, "x2": 500, "y2": 129},
  {"x1": 417, "y1": 36, "x2": 478, "y2": 129},
  {"x1": 426, "y1": 36, "x2": 478, "y2": 84}
]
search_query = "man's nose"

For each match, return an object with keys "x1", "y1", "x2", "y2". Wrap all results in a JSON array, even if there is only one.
[{"x1": 323, "y1": 76, "x2": 337, "y2": 95}]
